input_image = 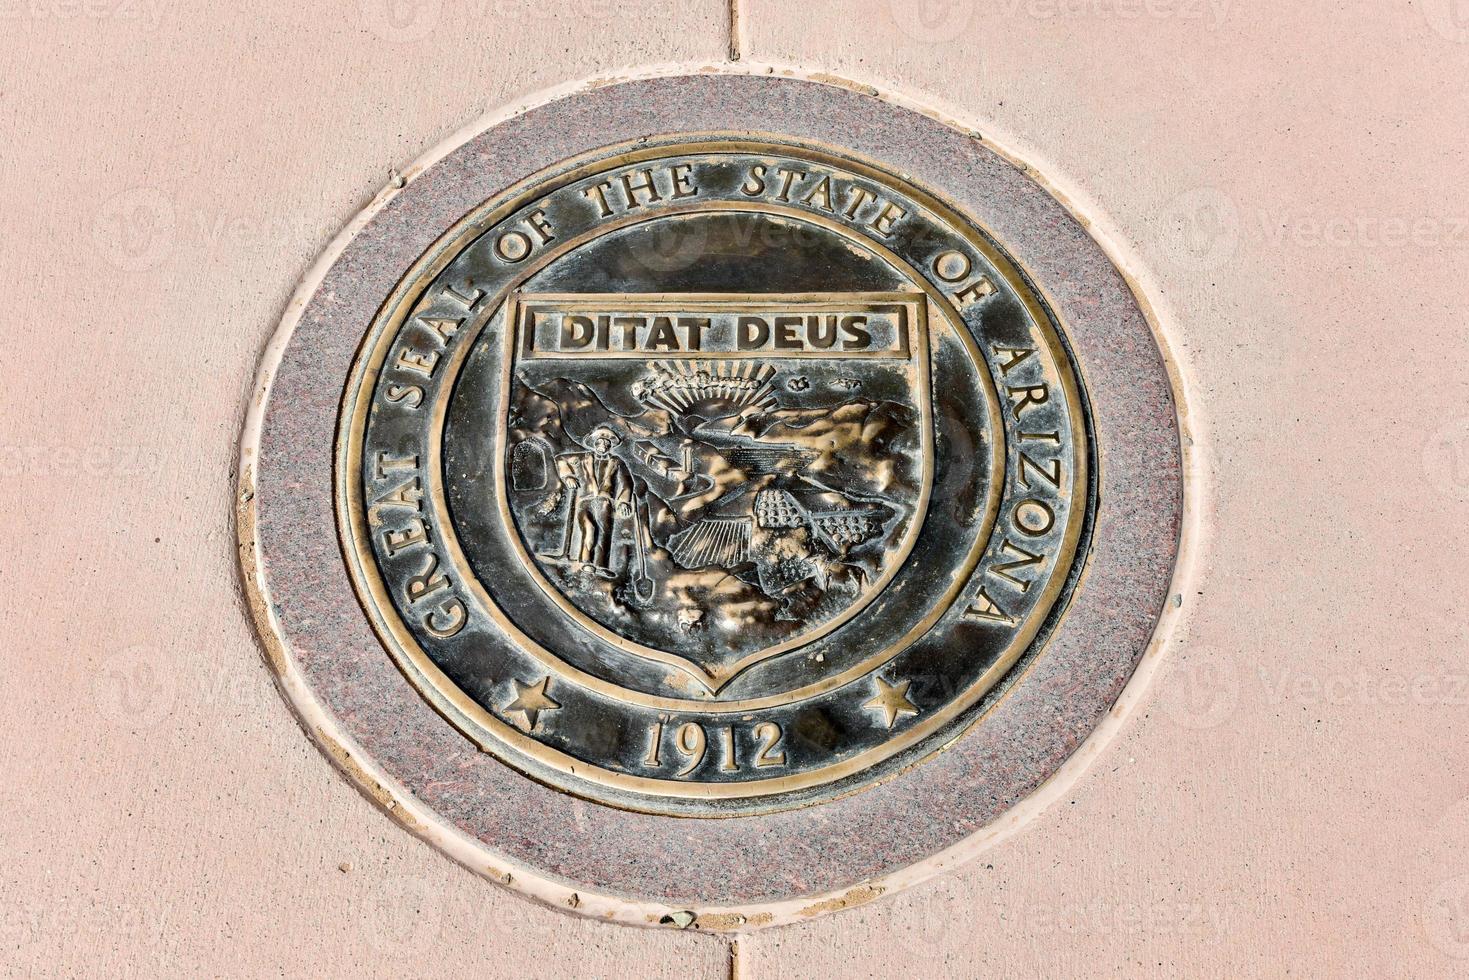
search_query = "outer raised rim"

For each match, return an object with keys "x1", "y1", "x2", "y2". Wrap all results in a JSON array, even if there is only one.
[
  {"x1": 236, "y1": 70, "x2": 1185, "y2": 928},
  {"x1": 332, "y1": 136, "x2": 1087, "y2": 811}
]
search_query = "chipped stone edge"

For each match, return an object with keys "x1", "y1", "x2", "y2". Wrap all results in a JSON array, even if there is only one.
[{"x1": 233, "y1": 60, "x2": 1207, "y2": 934}]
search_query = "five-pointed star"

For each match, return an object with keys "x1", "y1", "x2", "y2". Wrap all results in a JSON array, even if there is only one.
[
  {"x1": 862, "y1": 675, "x2": 919, "y2": 729},
  {"x1": 503, "y1": 676, "x2": 560, "y2": 731}
]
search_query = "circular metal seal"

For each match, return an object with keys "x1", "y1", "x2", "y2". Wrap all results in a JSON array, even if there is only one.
[
  {"x1": 342, "y1": 136, "x2": 1090, "y2": 815},
  {"x1": 241, "y1": 73, "x2": 1180, "y2": 918}
]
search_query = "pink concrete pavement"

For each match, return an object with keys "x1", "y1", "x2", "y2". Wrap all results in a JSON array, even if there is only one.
[{"x1": 3, "y1": 2, "x2": 1466, "y2": 977}]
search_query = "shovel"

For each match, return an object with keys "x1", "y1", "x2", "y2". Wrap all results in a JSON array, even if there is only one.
[{"x1": 625, "y1": 488, "x2": 656, "y2": 606}]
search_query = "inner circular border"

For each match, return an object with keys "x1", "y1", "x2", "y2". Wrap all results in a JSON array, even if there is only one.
[{"x1": 240, "y1": 73, "x2": 1182, "y2": 914}]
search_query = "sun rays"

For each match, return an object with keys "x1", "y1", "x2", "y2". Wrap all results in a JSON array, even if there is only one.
[{"x1": 633, "y1": 359, "x2": 780, "y2": 416}]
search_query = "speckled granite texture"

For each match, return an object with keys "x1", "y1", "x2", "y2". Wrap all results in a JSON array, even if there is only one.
[{"x1": 246, "y1": 74, "x2": 1181, "y2": 907}]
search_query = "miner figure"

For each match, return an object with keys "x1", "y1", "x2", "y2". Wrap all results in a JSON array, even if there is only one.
[{"x1": 555, "y1": 426, "x2": 634, "y2": 575}]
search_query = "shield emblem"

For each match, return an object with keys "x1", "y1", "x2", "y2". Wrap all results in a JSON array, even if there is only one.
[{"x1": 496, "y1": 291, "x2": 933, "y2": 692}]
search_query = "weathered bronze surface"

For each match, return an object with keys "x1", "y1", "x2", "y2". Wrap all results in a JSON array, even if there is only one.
[{"x1": 337, "y1": 136, "x2": 1093, "y2": 815}]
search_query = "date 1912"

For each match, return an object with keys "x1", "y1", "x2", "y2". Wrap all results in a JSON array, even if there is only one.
[{"x1": 642, "y1": 720, "x2": 787, "y2": 776}]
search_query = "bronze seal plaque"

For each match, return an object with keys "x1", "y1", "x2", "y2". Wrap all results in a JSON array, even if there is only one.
[
  {"x1": 242, "y1": 74, "x2": 1180, "y2": 918},
  {"x1": 341, "y1": 138, "x2": 1089, "y2": 814}
]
